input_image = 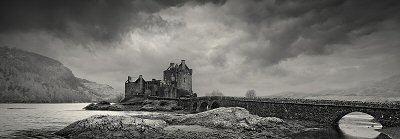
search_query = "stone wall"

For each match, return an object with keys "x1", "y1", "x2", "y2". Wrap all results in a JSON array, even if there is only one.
[{"x1": 124, "y1": 82, "x2": 144, "y2": 99}]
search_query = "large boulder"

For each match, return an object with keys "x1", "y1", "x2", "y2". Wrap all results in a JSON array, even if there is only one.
[
  {"x1": 168, "y1": 107, "x2": 284, "y2": 130},
  {"x1": 55, "y1": 115, "x2": 167, "y2": 139}
]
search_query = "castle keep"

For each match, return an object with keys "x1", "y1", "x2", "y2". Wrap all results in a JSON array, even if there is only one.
[{"x1": 125, "y1": 60, "x2": 194, "y2": 99}]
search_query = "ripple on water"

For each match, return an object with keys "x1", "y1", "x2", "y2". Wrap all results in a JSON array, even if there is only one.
[{"x1": 7, "y1": 108, "x2": 35, "y2": 109}]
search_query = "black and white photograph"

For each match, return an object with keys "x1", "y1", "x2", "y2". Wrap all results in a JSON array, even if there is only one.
[{"x1": 1, "y1": 0, "x2": 400, "y2": 138}]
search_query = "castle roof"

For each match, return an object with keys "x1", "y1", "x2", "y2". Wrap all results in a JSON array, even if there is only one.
[
  {"x1": 178, "y1": 63, "x2": 190, "y2": 71},
  {"x1": 134, "y1": 76, "x2": 146, "y2": 83},
  {"x1": 166, "y1": 60, "x2": 191, "y2": 72}
]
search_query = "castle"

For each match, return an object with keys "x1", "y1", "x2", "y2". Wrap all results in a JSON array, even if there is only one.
[{"x1": 124, "y1": 60, "x2": 195, "y2": 100}]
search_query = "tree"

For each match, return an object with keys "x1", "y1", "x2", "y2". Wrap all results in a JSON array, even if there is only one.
[
  {"x1": 206, "y1": 90, "x2": 224, "y2": 96},
  {"x1": 245, "y1": 89, "x2": 256, "y2": 98}
]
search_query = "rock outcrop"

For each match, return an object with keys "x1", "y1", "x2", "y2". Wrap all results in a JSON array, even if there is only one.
[
  {"x1": 168, "y1": 107, "x2": 284, "y2": 130},
  {"x1": 84, "y1": 101, "x2": 124, "y2": 111},
  {"x1": 55, "y1": 115, "x2": 167, "y2": 139},
  {"x1": 84, "y1": 101, "x2": 111, "y2": 110},
  {"x1": 84, "y1": 99, "x2": 183, "y2": 111},
  {"x1": 141, "y1": 99, "x2": 183, "y2": 111}
]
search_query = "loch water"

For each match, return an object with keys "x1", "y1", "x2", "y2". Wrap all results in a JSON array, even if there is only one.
[
  {"x1": 0, "y1": 103, "x2": 395, "y2": 138},
  {"x1": 0, "y1": 103, "x2": 158, "y2": 138}
]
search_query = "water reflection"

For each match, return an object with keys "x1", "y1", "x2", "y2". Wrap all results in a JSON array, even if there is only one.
[
  {"x1": 294, "y1": 112, "x2": 391, "y2": 139},
  {"x1": 338, "y1": 112, "x2": 383, "y2": 138}
]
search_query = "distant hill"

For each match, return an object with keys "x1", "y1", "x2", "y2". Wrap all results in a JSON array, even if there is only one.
[
  {"x1": 269, "y1": 74, "x2": 400, "y2": 102},
  {"x1": 0, "y1": 46, "x2": 121, "y2": 103},
  {"x1": 326, "y1": 75, "x2": 400, "y2": 97},
  {"x1": 78, "y1": 78, "x2": 122, "y2": 102}
]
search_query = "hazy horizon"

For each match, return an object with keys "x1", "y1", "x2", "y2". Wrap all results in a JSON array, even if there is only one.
[{"x1": 1, "y1": 0, "x2": 400, "y2": 96}]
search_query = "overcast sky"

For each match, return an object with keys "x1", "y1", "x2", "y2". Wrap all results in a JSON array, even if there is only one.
[{"x1": 1, "y1": 0, "x2": 400, "y2": 96}]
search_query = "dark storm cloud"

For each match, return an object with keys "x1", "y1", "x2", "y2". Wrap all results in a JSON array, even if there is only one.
[
  {"x1": 1, "y1": 0, "x2": 400, "y2": 96},
  {"x1": 2, "y1": 0, "x2": 398, "y2": 58},
  {"x1": 0, "y1": 0, "x2": 225, "y2": 44},
  {"x1": 221, "y1": 0, "x2": 400, "y2": 67}
]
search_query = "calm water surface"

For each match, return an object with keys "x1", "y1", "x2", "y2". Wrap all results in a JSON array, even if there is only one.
[
  {"x1": 0, "y1": 103, "x2": 395, "y2": 138},
  {"x1": 0, "y1": 103, "x2": 159, "y2": 137}
]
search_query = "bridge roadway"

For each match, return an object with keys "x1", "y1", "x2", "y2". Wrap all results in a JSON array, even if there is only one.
[{"x1": 180, "y1": 96, "x2": 400, "y2": 127}]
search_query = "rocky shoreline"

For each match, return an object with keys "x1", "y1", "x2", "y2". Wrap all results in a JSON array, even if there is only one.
[
  {"x1": 84, "y1": 99, "x2": 186, "y2": 112},
  {"x1": 55, "y1": 107, "x2": 305, "y2": 139}
]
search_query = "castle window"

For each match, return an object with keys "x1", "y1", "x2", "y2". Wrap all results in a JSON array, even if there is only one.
[{"x1": 184, "y1": 78, "x2": 185, "y2": 83}]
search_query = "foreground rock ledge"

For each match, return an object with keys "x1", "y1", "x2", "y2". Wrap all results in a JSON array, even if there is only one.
[
  {"x1": 55, "y1": 115, "x2": 167, "y2": 138},
  {"x1": 56, "y1": 107, "x2": 304, "y2": 139}
]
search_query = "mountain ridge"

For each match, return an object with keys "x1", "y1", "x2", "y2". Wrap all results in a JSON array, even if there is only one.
[
  {"x1": 269, "y1": 74, "x2": 400, "y2": 102},
  {"x1": 0, "y1": 46, "x2": 121, "y2": 103}
]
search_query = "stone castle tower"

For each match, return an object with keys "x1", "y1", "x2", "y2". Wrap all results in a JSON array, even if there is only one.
[{"x1": 163, "y1": 60, "x2": 193, "y2": 95}]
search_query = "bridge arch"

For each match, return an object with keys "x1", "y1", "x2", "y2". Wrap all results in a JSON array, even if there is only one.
[
  {"x1": 335, "y1": 111, "x2": 383, "y2": 138},
  {"x1": 210, "y1": 101, "x2": 220, "y2": 109},
  {"x1": 333, "y1": 111, "x2": 381, "y2": 126},
  {"x1": 199, "y1": 102, "x2": 209, "y2": 112}
]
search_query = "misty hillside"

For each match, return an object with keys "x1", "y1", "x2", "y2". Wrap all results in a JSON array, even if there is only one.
[
  {"x1": 334, "y1": 75, "x2": 400, "y2": 97},
  {"x1": 270, "y1": 74, "x2": 400, "y2": 102},
  {"x1": 0, "y1": 46, "x2": 121, "y2": 103},
  {"x1": 79, "y1": 78, "x2": 122, "y2": 102}
]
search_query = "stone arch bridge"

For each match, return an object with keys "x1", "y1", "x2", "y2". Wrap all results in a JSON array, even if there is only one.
[{"x1": 181, "y1": 96, "x2": 400, "y2": 127}]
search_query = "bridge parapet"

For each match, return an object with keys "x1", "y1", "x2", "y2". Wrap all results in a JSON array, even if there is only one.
[
  {"x1": 194, "y1": 96, "x2": 400, "y2": 109},
  {"x1": 188, "y1": 96, "x2": 400, "y2": 127}
]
